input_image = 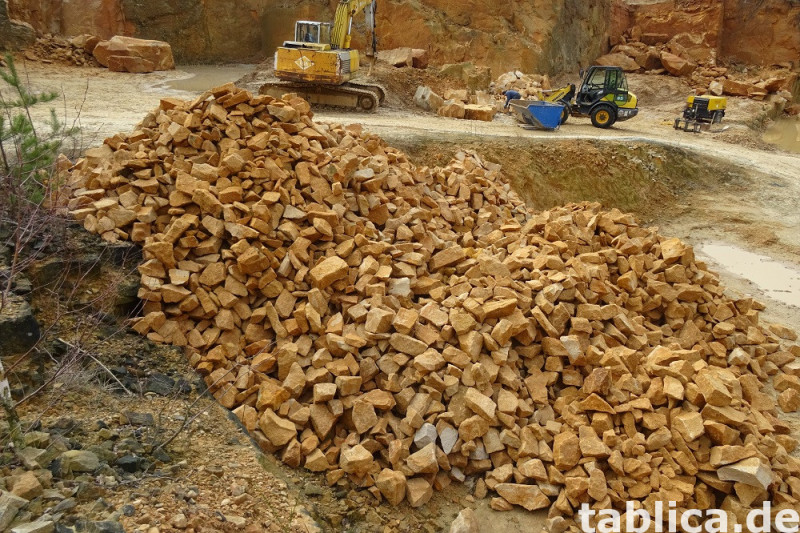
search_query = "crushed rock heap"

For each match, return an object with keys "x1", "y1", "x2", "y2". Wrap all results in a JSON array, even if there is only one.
[{"x1": 64, "y1": 84, "x2": 800, "y2": 529}]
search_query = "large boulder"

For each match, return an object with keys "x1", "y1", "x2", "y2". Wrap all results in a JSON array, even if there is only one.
[
  {"x1": 93, "y1": 36, "x2": 174, "y2": 73},
  {"x1": 437, "y1": 100, "x2": 466, "y2": 119},
  {"x1": 633, "y1": 49, "x2": 663, "y2": 70},
  {"x1": 414, "y1": 86, "x2": 444, "y2": 112},
  {"x1": 660, "y1": 51, "x2": 696, "y2": 77},
  {"x1": 595, "y1": 52, "x2": 640, "y2": 72},
  {"x1": 70, "y1": 34, "x2": 102, "y2": 54},
  {"x1": 464, "y1": 105, "x2": 496, "y2": 122},
  {"x1": 411, "y1": 49, "x2": 428, "y2": 69},
  {"x1": 444, "y1": 89, "x2": 468, "y2": 103},
  {"x1": 722, "y1": 78, "x2": 759, "y2": 97},
  {"x1": 0, "y1": 0, "x2": 35, "y2": 50},
  {"x1": 378, "y1": 47, "x2": 413, "y2": 67},
  {"x1": 668, "y1": 32, "x2": 714, "y2": 63}
]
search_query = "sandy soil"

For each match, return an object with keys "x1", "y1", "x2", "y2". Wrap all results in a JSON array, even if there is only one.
[{"x1": 4, "y1": 59, "x2": 800, "y2": 531}]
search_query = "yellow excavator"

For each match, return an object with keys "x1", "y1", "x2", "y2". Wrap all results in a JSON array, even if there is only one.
[{"x1": 260, "y1": 0, "x2": 386, "y2": 111}]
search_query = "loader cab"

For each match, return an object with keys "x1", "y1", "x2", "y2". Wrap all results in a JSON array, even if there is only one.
[
  {"x1": 577, "y1": 66, "x2": 629, "y2": 106},
  {"x1": 571, "y1": 65, "x2": 638, "y2": 128}
]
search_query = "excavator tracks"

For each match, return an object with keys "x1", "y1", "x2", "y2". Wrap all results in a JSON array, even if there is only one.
[{"x1": 259, "y1": 79, "x2": 386, "y2": 112}]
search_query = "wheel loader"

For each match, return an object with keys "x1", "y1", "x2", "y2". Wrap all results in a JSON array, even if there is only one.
[
  {"x1": 536, "y1": 66, "x2": 639, "y2": 129},
  {"x1": 260, "y1": 0, "x2": 386, "y2": 112}
]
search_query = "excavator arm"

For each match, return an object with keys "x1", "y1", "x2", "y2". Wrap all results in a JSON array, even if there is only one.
[{"x1": 331, "y1": 0, "x2": 377, "y2": 55}]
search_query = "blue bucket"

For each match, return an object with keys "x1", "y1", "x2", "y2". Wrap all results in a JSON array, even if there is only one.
[{"x1": 527, "y1": 101, "x2": 564, "y2": 130}]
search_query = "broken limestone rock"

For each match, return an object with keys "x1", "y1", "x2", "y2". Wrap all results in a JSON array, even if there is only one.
[
  {"x1": 378, "y1": 47, "x2": 413, "y2": 67},
  {"x1": 93, "y1": 36, "x2": 174, "y2": 72},
  {"x1": 660, "y1": 51, "x2": 696, "y2": 76},
  {"x1": 718, "y1": 458, "x2": 774, "y2": 491},
  {"x1": 65, "y1": 84, "x2": 800, "y2": 530},
  {"x1": 437, "y1": 100, "x2": 466, "y2": 119},
  {"x1": 414, "y1": 86, "x2": 444, "y2": 112},
  {"x1": 449, "y1": 508, "x2": 479, "y2": 533}
]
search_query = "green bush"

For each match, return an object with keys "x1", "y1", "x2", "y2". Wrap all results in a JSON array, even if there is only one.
[{"x1": 1, "y1": 53, "x2": 77, "y2": 216}]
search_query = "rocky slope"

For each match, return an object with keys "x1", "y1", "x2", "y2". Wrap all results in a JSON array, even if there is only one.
[
  {"x1": 6, "y1": 0, "x2": 800, "y2": 76},
  {"x1": 6, "y1": 0, "x2": 612, "y2": 75},
  {"x1": 623, "y1": 0, "x2": 800, "y2": 67}
]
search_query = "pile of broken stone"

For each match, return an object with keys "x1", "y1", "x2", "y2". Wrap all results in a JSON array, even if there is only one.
[{"x1": 63, "y1": 83, "x2": 800, "y2": 530}]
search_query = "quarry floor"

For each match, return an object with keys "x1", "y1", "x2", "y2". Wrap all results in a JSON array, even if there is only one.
[{"x1": 6, "y1": 60, "x2": 800, "y2": 532}]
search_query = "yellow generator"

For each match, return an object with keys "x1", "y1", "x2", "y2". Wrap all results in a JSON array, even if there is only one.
[{"x1": 674, "y1": 95, "x2": 727, "y2": 132}]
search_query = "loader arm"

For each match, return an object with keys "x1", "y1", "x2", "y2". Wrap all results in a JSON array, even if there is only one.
[{"x1": 331, "y1": 0, "x2": 377, "y2": 55}]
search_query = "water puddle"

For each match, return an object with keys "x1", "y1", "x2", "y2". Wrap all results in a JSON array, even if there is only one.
[
  {"x1": 763, "y1": 117, "x2": 800, "y2": 153},
  {"x1": 698, "y1": 243, "x2": 800, "y2": 308},
  {"x1": 159, "y1": 64, "x2": 256, "y2": 93}
]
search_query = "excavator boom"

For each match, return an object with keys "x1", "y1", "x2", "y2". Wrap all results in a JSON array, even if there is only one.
[{"x1": 331, "y1": 0, "x2": 376, "y2": 54}]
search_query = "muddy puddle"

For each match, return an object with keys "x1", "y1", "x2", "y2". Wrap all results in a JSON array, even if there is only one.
[
  {"x1": 698, "y1": 242, "x2": 800, "y2": 308},
  {"x1": 155, "y1": 64, "x2": 255, "y2": 93},
  {"x1": 763, "y1": 117, "x2": 800, "y2": 153}
]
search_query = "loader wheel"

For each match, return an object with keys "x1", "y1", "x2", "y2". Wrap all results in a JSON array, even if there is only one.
[
  {"x1": 358, "y1": 93, "x2": 377, "y2": 111},
  {"x1": 591, "y1": 105, "x2": 616, "y2": 129},
  {"x1": 559, "y1": 101, "x2": 571, "y2": 125},
  {"x1": 711, "y1": 110, "x2": 723, "y2": 124}
]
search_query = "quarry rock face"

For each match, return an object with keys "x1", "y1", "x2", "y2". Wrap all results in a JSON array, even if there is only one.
[
  {"x1": 10, "y1": 0, "x2": 800, "y2": 73},
  {"x1": 9, "y1": 0, "x2": 610, "y2": 74},
  {"x1": 0, "y1": 0, "x2": 35, "y2": 50},
  {"x1": 721, "y1": 0, "x2": 800, "y2": 66},
  {"x1": 625, "y1": 0, "x2": 800, "y2": 67}
]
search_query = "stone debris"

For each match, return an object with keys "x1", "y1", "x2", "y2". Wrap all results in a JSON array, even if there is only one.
[
  {"x1": 21, "y1": 35, "x2": 100, "y2": 67},
  {"x1": 597, "y1": 29, "x2": 797, "y2": 103},
  {"x1": 21, "y1": 34, "x2": 174, "y2": 74},
  {"x1": 415, "y1": 85, "x2": 498, "y2": 122},
  {"x1": 64, "y1": 84, "x2": 800, "y2": 529},
  {"x1": 491, "y1": 70, "x2": 552, "y2": 100},
  {"x1": 449, "y1": 508, "x2": 479, "y2": 533}
]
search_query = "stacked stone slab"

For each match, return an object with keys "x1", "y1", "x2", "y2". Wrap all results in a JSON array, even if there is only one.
[{"x1": 65, "y1": 84, "x2": 800, "y2": 529}]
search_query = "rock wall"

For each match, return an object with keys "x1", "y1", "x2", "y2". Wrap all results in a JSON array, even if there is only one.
[
  {"x1": 7, "y1": 0, "x2": 130, "y2": 38},
  {"x1": 721, "y1": 0, "x2": 800, "y2": 66},
  {"x1": 8, "y1": 0, "x2": 613, "y2": 74},
  {"x1": 0, "y1": 0, "x2": 36, "y2": 50},
  {"x1": 627, "y1": 0, "x2": 800, "y2": 66},
  {"x1": 8, "y1": 0, "x2": 799, "y2": 72}
]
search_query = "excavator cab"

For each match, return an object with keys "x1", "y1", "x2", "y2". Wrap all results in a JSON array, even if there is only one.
[{"x1": 293, "y1": 21, "x2": 332, "y2": 46}]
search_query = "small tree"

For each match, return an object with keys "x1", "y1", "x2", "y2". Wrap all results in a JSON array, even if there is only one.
[
  {"x1": 1, "y1": 53, "x2": 78, "y2": 446},
  {"x1": 1, "y1": 53, "x2": 76, "y2": 310}
]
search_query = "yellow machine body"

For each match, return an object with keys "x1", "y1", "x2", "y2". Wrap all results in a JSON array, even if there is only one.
[
  {"x1": 686, "y1": 95, "x2": 727, "y2": 112},
  {"x1": 265, "y1": 0, "x2": 383, "y2": 111},
  {"x1": 274, "y1": 46, "x2": 359, "y2": 84}
]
